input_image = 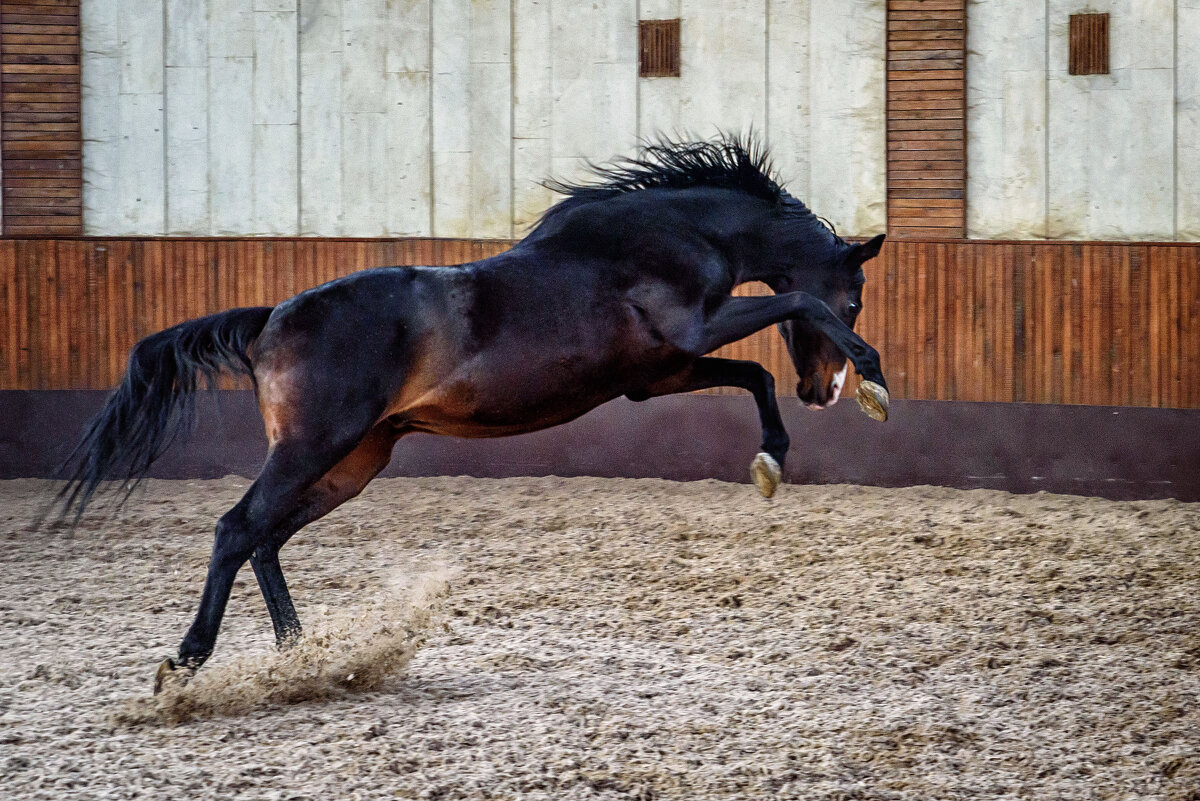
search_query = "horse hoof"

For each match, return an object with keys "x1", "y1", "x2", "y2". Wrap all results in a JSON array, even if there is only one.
[
  {"x1": 153, "y1": 657, "x2": 194, "y2": 695},
  {"x1": 751, "y1": 452, "x2": 782, "y2": 499},
  {"x1": 856, "y1": 381, "x2": 889, "y2": 422}
]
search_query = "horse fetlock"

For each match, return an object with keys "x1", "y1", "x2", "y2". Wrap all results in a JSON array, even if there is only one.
[
  {"x1": 751, "y1": 452, "x2": 783, "y2": 499},
  {"x1": 276, "y1": 626, "x2": 303, "y2": 651},
  {"x1": 763, "y1": 437, "x2": 789, "y2": 462}
]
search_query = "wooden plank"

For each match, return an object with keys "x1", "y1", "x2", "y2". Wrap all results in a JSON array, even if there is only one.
[
  {"x1": 0, "y1": 0, "x2": 82, "y2": 235},
  {"x1": 889, "y1": 188, "x2": 964, "y2": 199},
  {"x1": 0, "y1": 14, "x2": 78, "y2": 26},
  {"x1": 1, "y1": 54, "x2": 78, "y2": 64},
  {"x1": 890, "y1": 10, "x2": 964, "y2": 21},
  {"x1": 887, "y1": 58, "x2": 963, "y2": 71},
  {"x1": 888, "y1": 108, "x2": 964, "y2": 120},
  {"x1": 887, "y1": 68, "x2": 963, "y2": 81},
  {"x1": 888, "y1": 169, "x2": 965, "y2": 180},
  {"x1": 888, "y1": 38, "x2": 964, "y2": 52},
  {"x1": 0, "y1": 80, "x2": 77, "y2": 92},
  {"x1": 888, "y1": 28, "x2": 965, "y2": 41},
  {"x1": 1, "y1": 23, "x2": 79, "y2": 35},
  {"x1": 886, "y1": 79, "x2": 964, "y2": 93},
  {"x1": 890, "y1": 206, "x2": 964, "y2": 219}
]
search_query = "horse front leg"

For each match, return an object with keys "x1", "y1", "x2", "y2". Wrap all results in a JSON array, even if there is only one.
[
  {"x1": 701, "y1": 293, "x2": 890, "y2": 421},
  {"x1": 628, "y1": 357, "x2": 789, "y2": 498}
]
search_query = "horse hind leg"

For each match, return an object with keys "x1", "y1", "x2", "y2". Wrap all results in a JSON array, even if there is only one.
[
  {"x1": 154, "y1": 422, "x2": 390, "y2": 693},
  {"x1": 249, "y1": 423, "x2": 400, "y2": 650}
]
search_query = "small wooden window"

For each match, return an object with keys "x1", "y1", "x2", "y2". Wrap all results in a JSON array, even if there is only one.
[
  {"x1": 1069, "y1": 13, "x2": 1109, "y2": 75},
  {"x1": 639, "y1": 19, "x2": 681, "y2": 78}
]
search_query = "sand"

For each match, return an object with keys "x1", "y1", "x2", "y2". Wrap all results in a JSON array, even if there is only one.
[{"x1": 1, "y1": 475, "x2": 1198, "y2": 800}]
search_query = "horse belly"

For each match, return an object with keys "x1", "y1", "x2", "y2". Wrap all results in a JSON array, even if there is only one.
[
  {"x1": 388, "y1": 349, "x2": 647, "y2": 439},
  {"x1": 398, "y1": 392, "x2": 618, "y2": 439}
]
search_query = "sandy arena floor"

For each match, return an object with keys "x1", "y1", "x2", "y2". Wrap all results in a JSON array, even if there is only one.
[{"x1": 1, "y1": 476, "x2": 1198, "y2": 800}]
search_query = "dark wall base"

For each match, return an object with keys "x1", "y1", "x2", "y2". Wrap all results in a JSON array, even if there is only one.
[{"x1": 2, "y1": 390, "x2": 1197, "y2": 501}]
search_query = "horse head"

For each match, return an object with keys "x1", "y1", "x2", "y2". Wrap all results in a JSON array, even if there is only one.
[{"x1": 775, "y1": 233, "x2": 885, "y2": 409}]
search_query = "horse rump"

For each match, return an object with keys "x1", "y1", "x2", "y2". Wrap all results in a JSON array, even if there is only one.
[{"x1": 56, "y1": 306, "x2": 274, "y2": 519}]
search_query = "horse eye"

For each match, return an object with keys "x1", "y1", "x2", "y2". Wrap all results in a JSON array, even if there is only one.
[{"x1": 847, "y1": 301, "x2": 861, "y2": 314}]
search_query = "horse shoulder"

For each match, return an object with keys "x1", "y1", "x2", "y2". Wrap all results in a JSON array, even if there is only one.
[{"x1": 623, "y1": 279, "x2": 708, "y2": 357}]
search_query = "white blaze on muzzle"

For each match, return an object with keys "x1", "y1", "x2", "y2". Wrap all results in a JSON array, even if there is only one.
[
  {"x1": 829, "y1": 363, "x2": 848, "y2": 404},
  {"x1": 805, "y1": 363, "x2": 848, "y2": 410}
]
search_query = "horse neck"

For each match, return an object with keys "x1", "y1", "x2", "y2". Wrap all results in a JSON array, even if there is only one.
[
  {"x1": 671, "y1": 191, "x2": 788, "y2": 289},
  {"x1": 737, "y1": 226, "x2": 849, "y2": 294},
  {"x1": 670, "y1": 192, "x2": 848, "y2": 292}
]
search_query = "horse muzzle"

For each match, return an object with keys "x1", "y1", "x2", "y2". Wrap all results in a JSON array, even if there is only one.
[{"x1": 799, "y1": 364, "x2": 848, "y2": 410}]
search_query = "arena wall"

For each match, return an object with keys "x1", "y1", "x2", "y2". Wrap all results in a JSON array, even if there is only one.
[
  {"x1": 2, "y1": 237, "x2": 1196, "y2": 408},
  {"x1": 62, "y1": 1, "x2": 1200, "y2": 242},
  {"x1": 2, "y1": 2, "x2": 1198, "y2": 498},
  {"x1": 3, "y1": 390, "x2": 1197, "y2": 501}
]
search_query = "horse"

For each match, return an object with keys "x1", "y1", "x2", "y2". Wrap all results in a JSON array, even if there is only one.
[{"x1": 58, "y1": 136, "x2": 889, "y2": 692}]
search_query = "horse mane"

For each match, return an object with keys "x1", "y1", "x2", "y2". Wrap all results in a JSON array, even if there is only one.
[{"x1": 532, "y1": 134, "x2": 844, "y2": 247}]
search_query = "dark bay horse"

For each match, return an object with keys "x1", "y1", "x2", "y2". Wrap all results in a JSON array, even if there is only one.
[{"x1": 59, "y1": 137, "x2": 889, "y2": 691}]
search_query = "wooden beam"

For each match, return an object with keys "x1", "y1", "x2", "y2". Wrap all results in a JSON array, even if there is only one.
[
  {"x1": 0, "y1": 0, "x2": 81, "y2": 236},
  {"x1": 886, "y1": 0, "x2": 966, "y2": 239}
]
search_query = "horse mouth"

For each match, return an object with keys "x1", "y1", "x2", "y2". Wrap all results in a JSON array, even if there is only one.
[{"x1": 801, "y1": 364, "x2": 848, "y2": 410}]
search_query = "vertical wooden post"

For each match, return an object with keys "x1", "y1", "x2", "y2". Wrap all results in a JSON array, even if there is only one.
[
  {"x1": 0, "y1": 0, "x2": 83, "y2": 236},
  {"x1": 886, "y1": 0, "x2": 966, "y2": 239}
]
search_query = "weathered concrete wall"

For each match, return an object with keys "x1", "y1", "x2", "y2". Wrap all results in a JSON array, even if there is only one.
[
  {"x1": 80, "y1": 0, "x2": 887, "y2": 238},
  {"x1": 968, "y1": 1, "x2": 1198, "y2": 240}
]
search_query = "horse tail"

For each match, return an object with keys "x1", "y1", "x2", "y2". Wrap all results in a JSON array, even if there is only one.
[{"x1": 57, "y1": 306, "x2": 275, "y2": 519}]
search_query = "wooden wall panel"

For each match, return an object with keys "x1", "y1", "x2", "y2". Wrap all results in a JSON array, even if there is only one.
[
  {"x1": 0, "y1": 237, "x2": 1197, "y2": 409},
  {"x1": 886, "y1": 0, "x2": 966, "y2": 238},
  {"x1": 0, "y1": 0, "x2": 82, "y2": 235}
]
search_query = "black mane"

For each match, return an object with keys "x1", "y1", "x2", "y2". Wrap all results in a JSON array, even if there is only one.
[
  {"x1": 544, "y1": 134, "x2": 784, "y2": 205},
  {"x1": 535, "y1": 134, "x2": 843, "y2": 245}
]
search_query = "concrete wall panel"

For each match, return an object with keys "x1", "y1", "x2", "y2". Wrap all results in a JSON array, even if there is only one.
[
  {"x1": 1047, "y1": 1, "x2": 1175, "y2": 239},
  {"x1": 966, "y1": 0, "x2": 1046, "y2": 239},
  {"x1": 1179, "y1": 2, "x2": 1200, "y2": 238},
  {"x1": 165, "y1": 66, "x2": 210, "y2": 233},
  {"x1": 82, "y1": 1, "x2": 121, "y2": 234},
  {"x1": 766, "y1": 0, "x2": 811, "y2": 200},
  {"x1": 386, "y1": 70, "x2": 433, "y2": 237},
  {"x1": 298, "y1": 2, "x2": 344, "y2": 236},
  {"x1": 680, "y1": 0, "x2": 766, "y2": 136},
  {"x1": 511, "y1": 0, "x2": 553, "y2": 232},
  {"x1": 808, "y1": 0, "x2": 886, "y2": 233}
]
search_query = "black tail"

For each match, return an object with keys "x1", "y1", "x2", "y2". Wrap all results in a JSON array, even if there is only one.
[{"x1": 57, "y1": 306, "x2": 274, "y2": 519}]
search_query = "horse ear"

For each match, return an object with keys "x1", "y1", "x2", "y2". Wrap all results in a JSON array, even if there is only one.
[{"x1": 851, "y1": 234, "x2": 886, "y2": 264}]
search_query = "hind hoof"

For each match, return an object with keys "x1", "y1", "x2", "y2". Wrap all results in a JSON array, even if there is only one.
[
  {"x1": 751, "y1": 453, "x2": 782, "y2": 499},
  {"x1": 856, "y1": 381, "x2": 889, "y2": 422},
  {"x1": 153, "y1": 657, "x2": 194, "y2": 695}
]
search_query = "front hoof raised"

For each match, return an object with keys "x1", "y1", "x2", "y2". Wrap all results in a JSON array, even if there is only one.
[
  {"x1": 751, "y1": 452, "x2": 782, "y2": 499},
  {"x1": 153, "y1": 657, "x2": 195, "y2": 695},
  {"x1": 856, "y1": 381, "x2": 889, "y2": 422}
]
